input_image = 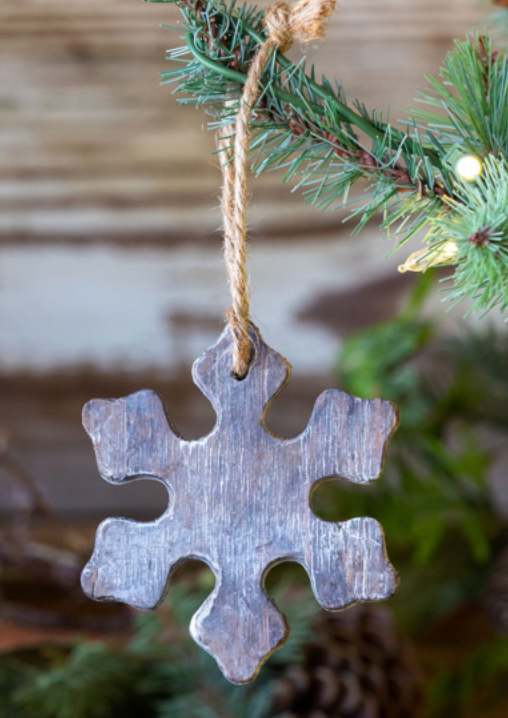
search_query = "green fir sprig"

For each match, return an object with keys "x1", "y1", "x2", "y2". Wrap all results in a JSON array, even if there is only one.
[
  {"x1": 428, "y1": 156, "x2": 508, "y2": 315},
  {"x1": 150, "y1": 0, "x2": 508, "y2": 316}
]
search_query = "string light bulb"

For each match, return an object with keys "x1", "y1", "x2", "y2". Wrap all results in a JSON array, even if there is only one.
[
  {"x1": 398, "y1": 241, "x2": 459, "y2": 273},
  {"x1": 456, "y1": 155, "x2": 483, "y2": 181}
]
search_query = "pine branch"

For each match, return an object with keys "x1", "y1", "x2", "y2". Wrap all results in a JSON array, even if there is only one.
[
  {"x1": 411, "y1": 35, "x2": 508, "y2": 157},
  {"x1": 155, "y1": 0, "x2": 452, "y2": 226},
  {"x1": 151, "y1": 0, "x2": 508, "y2": 317},
  {"x1": 427, "y1": 156, "x2": 508, "y2": 315},
  {"x1": 12, "y1": 644, "x2": 145, "y2": 718}
]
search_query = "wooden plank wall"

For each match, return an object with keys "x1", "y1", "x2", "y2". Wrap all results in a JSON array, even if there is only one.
[
  {"x1": 0, "y1": 0, "x2": 485, "y2": 246},
  {"x1": 0, "y1": 0, "x2": 490, "y2": 517}
]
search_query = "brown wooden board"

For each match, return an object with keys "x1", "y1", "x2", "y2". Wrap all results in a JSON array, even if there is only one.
[
  {"x1": 81, "y1": 324, "x2": 399, "y2": 684},
  {"x1": 0, "y1": 0, "x2": 483, "y2": 248}
]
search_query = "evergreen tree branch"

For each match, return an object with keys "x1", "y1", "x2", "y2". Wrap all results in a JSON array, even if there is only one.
[
  {"x1": 149, "y1": 0, "x2": 508, "y2": 317},
  {"x1": 184, "y1": 24, "x2": 443, "y2": 168},
  {"x1": 154, "y1": 0, "x2": 453, "y2": 227}
]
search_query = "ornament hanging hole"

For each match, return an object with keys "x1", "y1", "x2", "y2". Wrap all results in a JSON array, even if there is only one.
[{"x1": 230, "y1": 342, "x2": 256, "y2": 381}]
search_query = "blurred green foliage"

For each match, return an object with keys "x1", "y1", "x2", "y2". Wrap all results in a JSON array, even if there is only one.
[
  {"x1": 2, "y1": 275, "x2": 508, "y2": 716},
  {"x1": 0, "y1": 581, "x2": 319, "y2": 718},
  {"x1": 426, "y1": 638, "x2": 508, "y2": 718},
  {"x1": 313, "y1": 275, "x2": 507, "y2": 635}
]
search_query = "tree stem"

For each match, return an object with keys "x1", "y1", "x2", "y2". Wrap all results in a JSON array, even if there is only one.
[{"x1": 186, "y1": 17, "x2": 443, "y2": 170}]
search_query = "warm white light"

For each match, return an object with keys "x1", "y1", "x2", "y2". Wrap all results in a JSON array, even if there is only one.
[
  {"x1": 456, "y1": 155, "x2": 483, "y2": 181},
  {"x1": 398, "y1": 241, "x2": 459, "y2": 273}
]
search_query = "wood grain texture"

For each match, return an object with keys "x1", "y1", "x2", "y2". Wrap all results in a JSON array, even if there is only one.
[
  {"x1": 81, "y1": 324, "x2": 399, "y2": 683},
  {"x1": 0, "y1": 0, "x2": 484, "y2": 246}
]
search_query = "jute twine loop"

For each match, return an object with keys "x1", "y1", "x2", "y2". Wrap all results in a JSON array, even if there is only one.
[{"x1": 218, "y1": 0, "x2": 336, "y2": 378}]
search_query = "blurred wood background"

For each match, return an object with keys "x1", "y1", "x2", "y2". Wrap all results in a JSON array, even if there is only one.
[
  {"x1": 0, "y1": 0, "x2": 491, "y2": 518},
  {"x1": 0, "y1": 0, "x2": 485, "y2": 248}
]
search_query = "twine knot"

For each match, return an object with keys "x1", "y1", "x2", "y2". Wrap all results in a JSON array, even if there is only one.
[
  {"x1": 264, "y1": 2, "x2": 293, "y2": 52},
  {"x1": 218, "y1": 0, "x2": 336, "y2": 378},
  {"x1": 265, "y1": 0, "x2": 336, "y2": 53}
]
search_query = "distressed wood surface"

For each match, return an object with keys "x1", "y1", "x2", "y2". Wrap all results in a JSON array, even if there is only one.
[
  {"x1": 0, "y1": 0, "x2": 484, "y2": 246},
  {"x1": 81, "y1": 324, "x2": 399, "y2": 683}
]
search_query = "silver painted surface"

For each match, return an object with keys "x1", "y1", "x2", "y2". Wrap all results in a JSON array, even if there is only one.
[{"x1": 81, "y1": 324, "x2": 399, "y2": 683}]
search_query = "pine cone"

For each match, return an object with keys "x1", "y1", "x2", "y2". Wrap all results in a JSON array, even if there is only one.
[{"x1": 271, "y1": 605, "x2": 422, "y2": 718}]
